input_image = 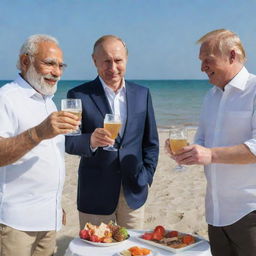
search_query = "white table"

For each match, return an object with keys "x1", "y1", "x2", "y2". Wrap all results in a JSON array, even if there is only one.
[{"x1": 64, "y1": 230, "x2": 212, "y2": 256}]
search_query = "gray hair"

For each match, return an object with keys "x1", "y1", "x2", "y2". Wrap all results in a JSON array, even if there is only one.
[{"x1": 16, "y1": 34, "x2": 59, "y2": 70}]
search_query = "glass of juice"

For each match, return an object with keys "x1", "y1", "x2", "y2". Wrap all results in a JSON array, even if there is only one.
[
  {"x1": 169, "y1": 125, "x2": 188, "y2": 171},
  {"x1": 61, "y1": 98, "x2": 82, "y2": 136},
  {"x1": 103, "y1": 114, "x2": 122, "y2": 151}
]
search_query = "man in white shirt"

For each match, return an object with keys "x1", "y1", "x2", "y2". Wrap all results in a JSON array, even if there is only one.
[
  {"x1": 0, "y1": 35, "x2": 80, "y2": 256},
  {"x1": 166, "y1": 29, "x2": 256, "y2": 256},
  {"x1": 65, "y1": 35, "x2": 159, "y2": 230}
]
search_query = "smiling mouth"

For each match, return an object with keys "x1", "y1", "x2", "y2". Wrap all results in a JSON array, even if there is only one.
[
  {"x1": 207, "y1": 72, "x2": 214, "y2": 78},
  {"x1": 44, "y1": 78, "x2": 58, "y2": 84}
]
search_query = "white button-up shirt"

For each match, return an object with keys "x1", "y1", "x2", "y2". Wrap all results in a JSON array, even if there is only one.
[
  {"x1": 0, "y1": 75, "x2": 65, "y2": 231},
  {"x1": 99, "y1": 77, "x2": 127, "y2": 137},
  {"x1": 195, "y1": 67, "x2": 256, "y2": 226}
]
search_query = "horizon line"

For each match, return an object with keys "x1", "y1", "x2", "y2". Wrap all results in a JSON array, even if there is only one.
[{"x1": 0, "y1": 78, "x2": 209, "y2": 82}]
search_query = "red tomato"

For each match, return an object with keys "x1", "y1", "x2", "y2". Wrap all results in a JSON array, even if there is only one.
[
  {"x1": 141, "y1": 232, "x2": 153, "y2": 240},
  {"x1": 167, "y1": 230, "x2": 178, "y2": 238},
  {"x1": 182, "y1": 235, "x2": 194, "y2": 245},
  {"x1": 79, "y1": 229, "x2": 90, "y2": 240},
  {"x1": 153, "y1": 225, "x2": 165, "y2": 236},
  {"x1": 152, "y1": 232, "x2": 163, "y2": 241}
]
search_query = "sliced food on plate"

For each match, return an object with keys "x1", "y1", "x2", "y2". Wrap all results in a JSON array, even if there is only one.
[
  {"x1": 120, "y1": 246, "x2": 152, "y2": 256},
  {"x1": 79, "y1": 221, "x2": 129, "y2": 244},
  {"x1": 138, "y1": 225, "x2": 203, "y2": 252}
]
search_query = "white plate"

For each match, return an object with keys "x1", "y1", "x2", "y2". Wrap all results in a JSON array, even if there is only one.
[
  {"x1": 80, "y1": 237, "x2": 129, "y2": 247},
  {"x1": 134, "y1": 232, "x2": 205, "y2": 253},
  {"x1": 117, "y1": 250, "x2": 158, "y2": 256}
]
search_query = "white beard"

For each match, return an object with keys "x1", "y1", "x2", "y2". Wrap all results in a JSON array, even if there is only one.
[{"x1": 25, "y1": 64, "x2": 60, "y2": 96}]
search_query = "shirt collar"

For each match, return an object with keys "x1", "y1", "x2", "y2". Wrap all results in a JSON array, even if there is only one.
[
  {"x1": 14, "y1": 74, "x2": 54, "y2": 99},
  {"x1": 228, "y1": 66, "x2": 249, "y2": 91},
  {"x1": 99, "y1": 76, "x2": 126, "y2": 95},
  {"x1": 212, "y1": 67, "x2": 249, "y2": 93}
]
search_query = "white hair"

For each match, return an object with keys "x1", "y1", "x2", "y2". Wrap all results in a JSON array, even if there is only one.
[{"x1": 16, "y1": 34, "x2": 59, "y2": 70}]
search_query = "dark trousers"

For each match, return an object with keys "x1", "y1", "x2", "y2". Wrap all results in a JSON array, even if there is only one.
[{"x1": 208, "y1": 211, "x2": 256, "y2": 256}]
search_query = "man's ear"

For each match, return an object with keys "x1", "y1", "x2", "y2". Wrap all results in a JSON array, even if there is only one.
[
  {"x1": 230, "y1": 50, "x2": 236, "y2": 63},
  {"x1": 92, "y1": 54, "x2": 97, "y2": 67},
  {"x1": 20, "y1": 54, "x2": 31, "y2": 72}
]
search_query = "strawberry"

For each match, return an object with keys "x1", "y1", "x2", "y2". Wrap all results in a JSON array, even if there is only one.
[
  {"x1": 90, "y1": 234, "x2": 100, "y2": 242},
  {"x1": 79, "y1": 229, "x2": 90, "y2": 240}
]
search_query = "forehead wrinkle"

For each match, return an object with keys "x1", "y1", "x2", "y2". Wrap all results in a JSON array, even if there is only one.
[{"x1": 44, "y1": 57, "x2": 63, "y2": 63}]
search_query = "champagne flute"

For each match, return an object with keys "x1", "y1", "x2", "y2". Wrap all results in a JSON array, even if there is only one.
[
  {"x1": 61, "y1": 98, "x2": 82, "y2": 136},
  {"x1": 169, "y1": 125, "x2": 188, "y2": 171},
  {"x1": 103, "y1": 114, "x2": 122, "y2": 151}
]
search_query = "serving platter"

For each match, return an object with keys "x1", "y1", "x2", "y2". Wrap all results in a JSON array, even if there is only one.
[{"x1": 134, "y1": 231, "x2": 205, "y2": 253}]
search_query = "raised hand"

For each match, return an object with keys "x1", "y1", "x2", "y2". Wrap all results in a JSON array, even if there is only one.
[
  {"x1": 90, "y1": 128, "x2": 115, "y2": 148},
  {"x1": 34, "y1": 111, "x2": 81, "y2": 141}
]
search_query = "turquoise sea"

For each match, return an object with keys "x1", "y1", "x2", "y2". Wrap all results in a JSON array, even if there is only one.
[{"x1": 0, "y1": 80, "x2": 212, "y2": 128}]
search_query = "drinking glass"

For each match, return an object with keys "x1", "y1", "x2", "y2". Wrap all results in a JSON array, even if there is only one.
[
  {"x1": 61, "y1": 99, "x2": 82, "y2": 136},
  {"x1": 103, "y1": 114, "x2": 122, "y2": 151},
  {"x1": 169, "y1": 125, "x2": 188, "y2": 171}
]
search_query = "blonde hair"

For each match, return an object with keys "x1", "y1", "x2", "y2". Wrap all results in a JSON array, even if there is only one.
[
  {"x1": 197, "y1": 29, "x2": 246, "y2": 63},
  {"x1": 92, "y1": 35, "x2": 128, "y2": 55}
]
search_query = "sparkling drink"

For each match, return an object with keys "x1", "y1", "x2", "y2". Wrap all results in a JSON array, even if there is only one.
[
  {"x1": 169, "y1": 125, "x2": 188, "y2": 171},
  {"x1": 103, "y1": 114, "x2": 122, "y2": 151},
  {"x1": 104, "y1": 123, "x2": 122, "y2": 139},
  {"x1": 169, "y1": 139, "x2": 187, "y2": 154},
  {"x1": 61, "y1": 99, "x2": 82, "y2": 136},
  {"x1": 64, "y1": 109, "x2": 82, "y2": 119}
]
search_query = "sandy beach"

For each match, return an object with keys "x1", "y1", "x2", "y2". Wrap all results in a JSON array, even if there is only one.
[{"x1": 55, "y1": 129, "x2": 207, "y2": 256}]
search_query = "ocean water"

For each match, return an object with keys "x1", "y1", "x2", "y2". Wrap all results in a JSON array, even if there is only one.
[{"x1": 0, "y1": 79, "x2": 211, "y2": 128}]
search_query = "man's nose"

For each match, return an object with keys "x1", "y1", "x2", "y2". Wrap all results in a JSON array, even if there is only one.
[
  {"x1": 108, "y1": 61, "x2": 117, "y2": 72},
  {"x1": 201, "y1": 62, "x2": 208, "y2": 72},
  {"x1": 51, "y1": 65, "x2": 62, "y2": 77}
]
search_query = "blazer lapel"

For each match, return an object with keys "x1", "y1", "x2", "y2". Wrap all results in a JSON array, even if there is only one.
[
  {"x1": 120, "y1": 81, "x2": 136, "y2": 142},
  {"x1": 90, "y1": 77, "x2": 112, "y2": 118}
]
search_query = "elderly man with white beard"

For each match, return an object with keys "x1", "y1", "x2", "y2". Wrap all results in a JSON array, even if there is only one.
[{"x1": 0, "y1": 35, "x2": 80, "y2": 256}]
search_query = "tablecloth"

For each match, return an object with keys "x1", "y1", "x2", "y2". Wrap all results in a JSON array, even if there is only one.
[{"x1": 64, "y1": 230, "x2": 211, "y2": 256}]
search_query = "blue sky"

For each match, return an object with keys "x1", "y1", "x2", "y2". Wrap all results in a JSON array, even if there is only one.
[{"x1": 1, "y1": 0, "x2": 256, "y2": 80}]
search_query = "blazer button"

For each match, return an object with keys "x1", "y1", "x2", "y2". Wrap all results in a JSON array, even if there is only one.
[{"x1": 120, "y1": 145, "x2": 124, "y2": 149}]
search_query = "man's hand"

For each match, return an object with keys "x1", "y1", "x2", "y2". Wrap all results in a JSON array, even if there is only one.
[
  {"x1": 165, "y1": 138, "x2": 174, "y2": 158},
  {"x1": 175, "y1": 144, "x2": 212, "y2": 165},
  {"x1": 90, "y1": 128, "x2": 115, "y2": 148},
  {"x1": 34, "y1": 111, "x2": 80, "y2": 142}
]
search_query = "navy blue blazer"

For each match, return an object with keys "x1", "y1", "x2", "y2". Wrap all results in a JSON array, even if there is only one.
[{"x1": 65, "y1": 77, "x2": 159, "y2": 214}]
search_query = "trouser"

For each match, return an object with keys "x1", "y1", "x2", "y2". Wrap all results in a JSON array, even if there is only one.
[
  {"x1": 208, "y1": 211, "x2": 256, "y2": 256},
  {"x1": 79, "y1": 188, "x2": 145, "y2": 230},
  {"x1": 0, "y1": 224, "x2": 56, "y2": 256}
]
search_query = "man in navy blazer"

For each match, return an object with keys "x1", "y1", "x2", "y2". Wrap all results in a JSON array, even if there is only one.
[{"x1": 65, "y1": 35, "x2": 159, "y2": 229}]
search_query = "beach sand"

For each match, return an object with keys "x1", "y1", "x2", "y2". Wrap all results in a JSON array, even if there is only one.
[{"x1": 55, "y1": 129, "x2": 208, "y2": 256}]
